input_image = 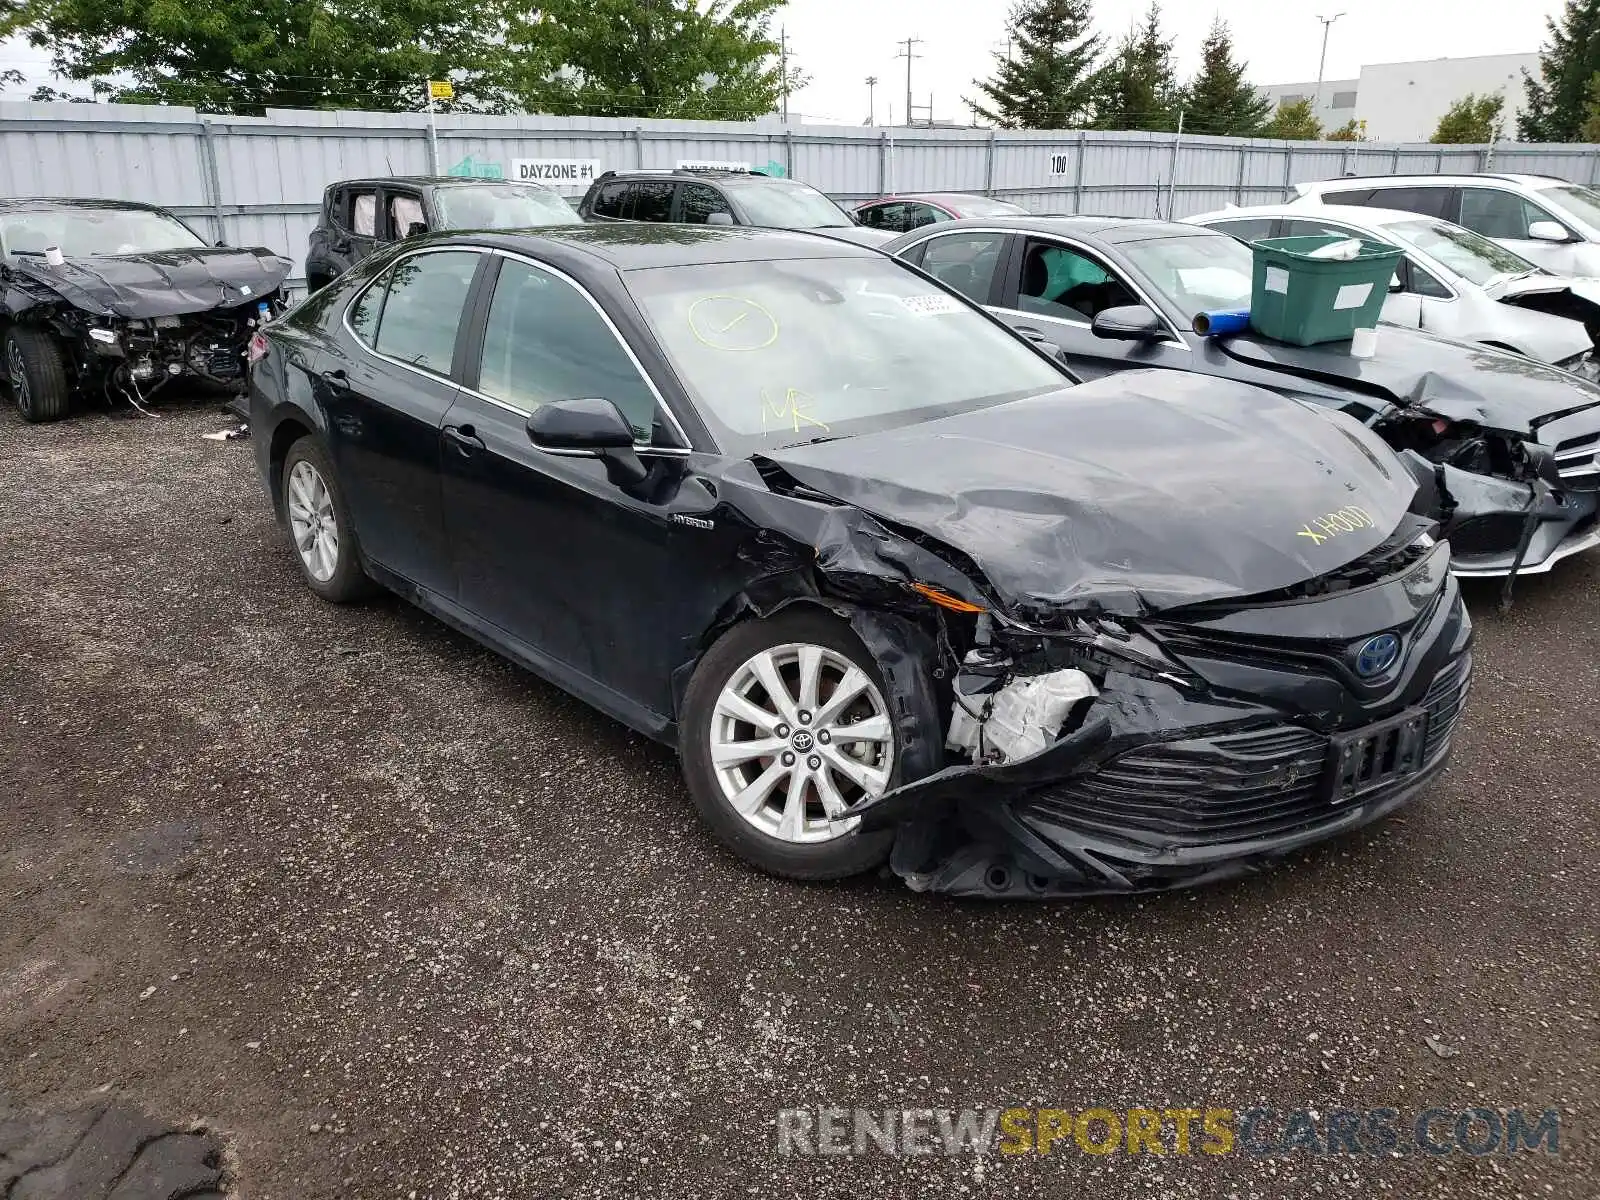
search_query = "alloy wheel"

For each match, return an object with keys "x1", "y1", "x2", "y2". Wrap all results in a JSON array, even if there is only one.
[
  {"x1": 286, "y1": 459, "x2": 340, "y2": 583},
  {"x1": 709, "y1": 642, "x2": 895, "y2": 844}
]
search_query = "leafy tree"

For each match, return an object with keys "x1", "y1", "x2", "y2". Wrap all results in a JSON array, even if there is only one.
[
  {"x1": 970, "y1": 0, "x2": 1103, "y2": 129},
  {"x1": 1180, "y1": 18, "x2": 1271, "y2": 136},
  {"x1": 498, "y1": 0, "x2": 797, "y2": 120},
  {"x1": 1521, "y1": 0, "x2": 1600, "y2": 140},
  {"x1": 1325, "y1": 118, "x2": 1365, "y2": 141},
  {"x1": 1262, "y1": 98, "x2": 1322, "y2": 140},
  {"x1": 15, "y1": 0, "x2": 509, "y2": 114},
  {"x1": 1093, "y1": 1, "x2": 1180, "y2": 131},
  {"x1": 1431, "y1": 93, "x2": 1503, "y2": 143},
  {"x1": 1579, "y1": 71, "x2": 1600, "y2": 139}
]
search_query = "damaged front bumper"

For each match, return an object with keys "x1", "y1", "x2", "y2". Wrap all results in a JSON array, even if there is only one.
[{"x1": 846, "y1": 542, "x2": 1474, "y2": 899}]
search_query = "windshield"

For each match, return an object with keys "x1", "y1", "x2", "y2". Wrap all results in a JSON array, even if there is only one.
[
  {"x1": 627, "y1": 257, "x2": 1066, "y2": 453},
  {"x1": 433, "y1": 184, "x2": 581, "y2": 230},
  {"x1": 727, "y1": 181, "x2": 854, "y2": 230},
  {"x1": 1120, "y1": 232, "x2": 1254, "y2": 320},
  {"x1": 1537, "y1": 184, "x2": 1600, "y2": 233},
  {"x1": 1384, "y1": 218, "x2": 1536, "y2": 286},
  {"x1": 0, "y1": 206, "x2": 206, "y2": 257}
]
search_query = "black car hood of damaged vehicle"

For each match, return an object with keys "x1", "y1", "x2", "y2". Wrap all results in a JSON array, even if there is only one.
[
  {"x1": 760, "y1": 370, "x2": 1421, "y2": 618},
  {"x1": 1216, "y1": 325, "x2": 1600, "y2": 437},
  {"x1": 6, "y1": 246, "x2": 293, "y2": 318}
]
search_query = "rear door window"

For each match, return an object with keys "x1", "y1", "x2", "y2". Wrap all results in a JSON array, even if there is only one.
[
  {"x1": 919, "y1": 232, "x2": 1007, "y2": 304},
  {"x1": 590, "y1": 181, "x2": 629, "y2": 219},
  {"x1": 366, "y1": 250, "x2": 481, "y2": 375},
  {"x1": 1364, "y1": 186, "x2": 1454, "y2": 220},
  {"x1": 387, "y1": 192, "x2": 425, "y2": 239},
  {"x1": 856, "y1": 203, "x2": 901, "y2": 230},
  {"x1": 629, "y1": 181, "x2": 676, "y2": 223},
  {"x1": 351, "y1": 190, "x2": 378, "y2": 236}
]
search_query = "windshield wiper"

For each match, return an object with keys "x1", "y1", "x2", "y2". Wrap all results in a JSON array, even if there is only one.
[{"x1": 776, "y1": 433, "x2": 846, "y2": 448}]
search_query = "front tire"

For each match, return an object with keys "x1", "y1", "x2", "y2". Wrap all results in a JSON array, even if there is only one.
[
  {"x1": 679, "y1": 608, "x2": 900, "y2": 880},
  {"x1": 280, "y1": 436, "x2": 371, "y2": 603},
  {"x1": 5, "y1": 326, "x2": 70, "y2": 423}
]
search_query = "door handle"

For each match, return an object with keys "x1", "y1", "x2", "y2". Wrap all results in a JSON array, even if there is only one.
[
  {"x1": 320, "y1": 367, "x2": 349, "y2": 392},
  {"x1": 1014, "y1": 324, "x2": 1047, "y2": 338},
  {"x1": 443, "y1": 424, "x2": 485, "y2": 456}
]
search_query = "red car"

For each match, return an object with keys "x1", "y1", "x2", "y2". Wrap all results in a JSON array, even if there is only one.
[{"x1": 854, "y1": 192, "x2": 1029, "y2": 234}]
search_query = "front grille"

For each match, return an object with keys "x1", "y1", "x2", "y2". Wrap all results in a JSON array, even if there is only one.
[
  {"x1": 1026, "y1": 654, "x2": 1471, "y2": 848},
  {"x1": 1555, "y1": 432, "x2": 1600, "y2": 490},
  {"x1": 1027, "y1": 724, "x2": 1333, "y2": 845}
]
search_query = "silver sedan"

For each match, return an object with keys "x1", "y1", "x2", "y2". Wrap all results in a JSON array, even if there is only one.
[{"x1": 1188, "y1": 201, "x2": 1600, "y2": 379}]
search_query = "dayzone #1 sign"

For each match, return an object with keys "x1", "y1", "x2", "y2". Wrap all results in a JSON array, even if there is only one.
[{"x1": 511, "y1": 159, "x2": 603, "y2": 190}]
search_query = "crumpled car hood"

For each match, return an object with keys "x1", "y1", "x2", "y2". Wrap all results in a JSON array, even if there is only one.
[
  {"x1": 1218, "y1": 325, "x2": 1600, "y2": 436},
  {"x1": 1488, "y1": 273, "x2": 1600, "y2": 306},
  {"x1": 760, "y1": 371, "x2": 1420, "y2": 616},
  {"x1": 7, "y1": 246, "x2": 292, "y2": 318}
]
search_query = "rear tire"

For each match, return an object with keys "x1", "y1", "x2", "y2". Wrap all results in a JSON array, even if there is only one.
[
  {"x1": 5, "y1": 326, "x2": 70, "y2": 423},
  {"x1": 280, "y1": 435, "x2": 372, "y2": 603},
  {"x1": 679, "y1": 608, "x2": 901, "y2": 881}
]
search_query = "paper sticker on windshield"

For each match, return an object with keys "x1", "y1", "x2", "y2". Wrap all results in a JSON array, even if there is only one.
[
  {"x1": 1333, "y1": 282, "x2": 1373, "y2": 310},
  {"x1": 898, "y1": 293, "x2": 964, "y2": 316},
  {"x1": 1263, "y1": 267, "x2": 1289, "y2": 295}
]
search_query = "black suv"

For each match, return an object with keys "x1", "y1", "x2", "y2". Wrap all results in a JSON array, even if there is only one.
[
  {"x1": 305, "y1": 176, "x2": 580, "y2": 290},
  {"x1": 576, "y1": 169, "x2": 895, "y2": 247}
]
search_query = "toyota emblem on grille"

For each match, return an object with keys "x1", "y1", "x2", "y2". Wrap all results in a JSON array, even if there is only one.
[{"x1": 1354, "y1": 633, "x2": 1401, "y2": 678}]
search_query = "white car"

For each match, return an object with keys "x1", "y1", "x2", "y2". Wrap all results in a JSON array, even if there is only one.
[
  {"x1": 1287, "y1": 174, "x2": 1600, "y2": 276},
  {"x1": 1188, "y1": 201, "x2": 1600, "y2": 377}
]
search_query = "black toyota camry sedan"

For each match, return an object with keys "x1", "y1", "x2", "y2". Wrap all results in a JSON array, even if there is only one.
[
  {"x1": 248, "y1": 225, "x2": 1472, "y2": 898},
  {"x1": 884, "y1": 217, "x2": 1600, "y2": 585}
]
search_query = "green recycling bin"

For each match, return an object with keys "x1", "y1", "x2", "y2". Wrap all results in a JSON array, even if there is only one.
[{"x1": 1247, "y1": 234, "x2": 1405, "y2": 347}]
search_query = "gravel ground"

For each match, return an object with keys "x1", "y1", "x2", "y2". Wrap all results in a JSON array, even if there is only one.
[{"x1": 0, "y1": 400, "x2": 1595, "y2": 1199}]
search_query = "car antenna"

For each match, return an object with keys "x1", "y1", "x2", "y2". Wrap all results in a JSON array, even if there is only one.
[{"x1": 386, "y1": 153, "x2": 395, "y2": 175}]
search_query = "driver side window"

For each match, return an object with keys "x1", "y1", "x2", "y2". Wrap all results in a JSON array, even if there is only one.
[{"x1": 1016, "y1": 239, "x2": 1135, "y2": 323}]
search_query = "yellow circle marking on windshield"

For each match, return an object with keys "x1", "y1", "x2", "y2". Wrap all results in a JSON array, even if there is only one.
[{"x1": 688, "y1": 295, "x2": 779, "y2": 351}]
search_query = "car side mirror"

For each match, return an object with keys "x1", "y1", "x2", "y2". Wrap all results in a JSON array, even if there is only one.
[
  {"x1": 1091, "y1": 304, "x2": 1166, "y2": 341},
  {"x1": 526, "y1": 397, "x2": 648, "y2": 487},
  {"x1": 1527, "y1": 220, "x2": 1569, "y2": 243},
  {"x1": 705, "y1": 211, "x2": 735, "y2": 226},
  {"x1": 405, "y1": 221, "x2": 429, "y2": 238}
]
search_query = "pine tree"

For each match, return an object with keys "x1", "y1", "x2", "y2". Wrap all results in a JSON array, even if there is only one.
[
  {"x1": 1093, "y1": 1, "x2": 1180, "y2": 131},
  {"x1": 1521, "y1": 0, "x2": 1600, "y2": 140},
  {"x1": 1580, "y1": 71, "x2": 1600, "y2": 140},
  {"x1": 1263, "y1": 98, "x2": 1322, "y2": 140},
  {"x1": 1180, "y1": 18, "x2": 1271, "y2": 137},
  {"x1": 1431, "y1": 93, "x2": 1503, "y2": 143},
  {"x1": 970, "y1": 0, "x2": 1103, "y2": 129}
]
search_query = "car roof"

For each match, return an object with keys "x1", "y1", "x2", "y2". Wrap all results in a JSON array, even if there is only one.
[
  {"x1": 1197, "y1": 202, "x2": 1436, "y2": 227},
  {"x1": 891, "y1": 214, "x2": 1217, "y2": 243},
  {"x1": 1300, "y1": 173, "x2": 1571, "y2": 191},
  {"x1": 0, "y1": 196, "x2": 176, "y2": 214},
  {"x1": 594, "y1": 169, "x2": 790, "y2": 183},
  {"x1": 862, "y1": 192, "x2": 1003, "y2": 205},
  {"x1": 327, "y1": 176, "x2": 551, "y2": 189},
  {"x1": 444, "y1": 223, "x2": 882, "y2": 268}
]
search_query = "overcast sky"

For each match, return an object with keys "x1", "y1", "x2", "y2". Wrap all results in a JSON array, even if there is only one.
[
  {"x1": 776, "y1": 0, "x2": 1565, "y2": 124},
  {"x1": 0, "y1": 0, "x2": 1568, "y2": 119}
]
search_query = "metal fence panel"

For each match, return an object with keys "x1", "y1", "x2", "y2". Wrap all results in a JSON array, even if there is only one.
[{"x1": 5, "y1": 101, "x2": 1600, "y2": 284}]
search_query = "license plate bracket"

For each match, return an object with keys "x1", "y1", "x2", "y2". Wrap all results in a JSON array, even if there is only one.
[{"x1": 1327, "y1": 706, "x2": 1429, "y2": 804}]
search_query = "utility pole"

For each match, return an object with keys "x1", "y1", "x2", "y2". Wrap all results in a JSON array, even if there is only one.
[
  {"x1": 896, "y1": 36, "x2": 922, "y2": 128},
  {"x1": 1314, "y1": 13, "x2": 1345, "y2": 111},
  {"x1": 779, "y1": 26, "x2": 790, "y2": 123},
  {"x1": 865, "y1": 76, "x2": 878, "y2": 125}
]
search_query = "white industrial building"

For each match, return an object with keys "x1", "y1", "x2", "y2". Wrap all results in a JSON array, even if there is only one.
[{"x1": 1258, "y1": 52, "x2": 1540, "y2": 142}]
